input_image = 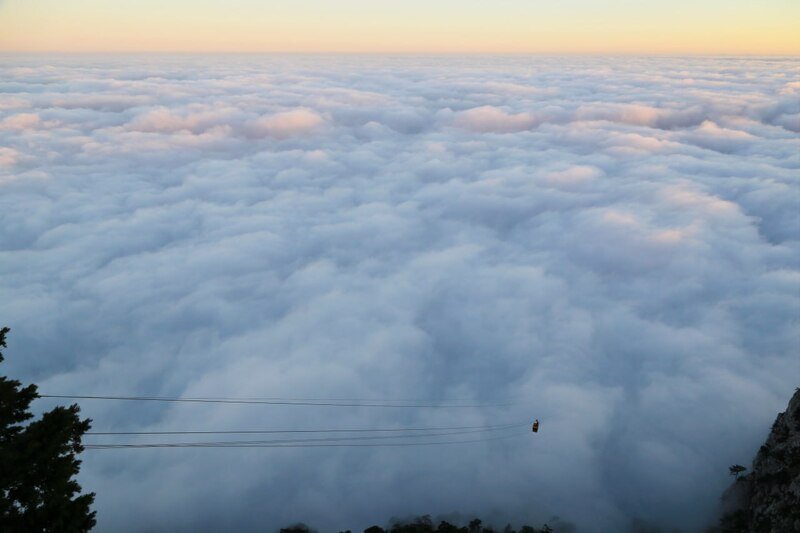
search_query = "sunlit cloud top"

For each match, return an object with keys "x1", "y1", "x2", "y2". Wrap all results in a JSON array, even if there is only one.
[{"x1": 1, "y1": 0, "x2": 799, "y2": 54}]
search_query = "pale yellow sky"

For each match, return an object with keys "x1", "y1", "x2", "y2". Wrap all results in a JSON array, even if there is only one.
[{"x1": 1, "y1": 0, "x2": 798, "y2": 54}]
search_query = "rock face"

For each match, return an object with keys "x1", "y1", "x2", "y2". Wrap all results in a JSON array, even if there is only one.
[{"x1": 719, "y1": 388, "x2": 800, "y2": 532}]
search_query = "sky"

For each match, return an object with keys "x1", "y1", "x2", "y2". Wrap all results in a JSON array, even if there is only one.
[
  {"x1": 1, "y1": 0, "x2": 799, "y2": 54},
  {"x1": 0, "y1": 54, "x2": 798, "y2": 532}
]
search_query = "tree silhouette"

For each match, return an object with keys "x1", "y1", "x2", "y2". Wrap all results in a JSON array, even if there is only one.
[
  {"x1": 729, "y1": 464, "x2": 747, "y2": 479},
  {"x1": 468, "y1": 518, "x2": 483, "y2": 533},
  {"x1": 0, "y1": 327, "x2": 95, "y2": 531},
  {"x1": 391, "y1": 515, "x2": 436, "y2": 533},
  {"x1": 355, "y1": 517, "x2": 553, "y2": 533}
]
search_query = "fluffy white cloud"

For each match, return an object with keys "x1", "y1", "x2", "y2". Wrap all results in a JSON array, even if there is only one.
[
  {"x1": 245, "y1": 108, "x2": 326, "y2": 139},
  {"x1": 452, "y1": 105, "x2": 539, "y2": 133},
  {"x1": 0, "y1": 111, "x2": 45, "y2": 130},
  {"x1": 0, "y1": 55, "x2": 798, "y2": 532}
]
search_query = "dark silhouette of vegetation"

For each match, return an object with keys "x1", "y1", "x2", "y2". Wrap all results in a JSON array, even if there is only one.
[
  {"x1": 728, "y1": 465, "x2": 747, "y2": 479},
  {"x1": 0, "y1": 327, "x2": 95, "y2": 532},
  {"x1": 717, "y1": 508, "x2": 749, "y2": 533},
  {"x1": 716, "y1": 389, "x2": 800, "y2": 532},
  {"x1": 280, "y1": 523, "x2": 316, "y2": 533},
  {"x1": 285, "y1": 516, "x2": 556, "y2": 533}
]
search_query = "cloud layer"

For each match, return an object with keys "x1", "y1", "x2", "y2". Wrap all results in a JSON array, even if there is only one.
[{"x1": 0, "y1": 55, "x2": 798, "y2": 532}]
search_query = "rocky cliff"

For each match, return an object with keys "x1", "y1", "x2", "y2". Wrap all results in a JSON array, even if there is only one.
[{"x1": 718, "y1": 388, "x2": 800, "y2": 532}]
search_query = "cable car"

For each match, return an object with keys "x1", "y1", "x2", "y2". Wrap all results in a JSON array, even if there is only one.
[{"x1": 532, "y1": 419, "x2": 539, "y2": 433}]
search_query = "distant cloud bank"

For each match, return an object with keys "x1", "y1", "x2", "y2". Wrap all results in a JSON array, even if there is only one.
[{"x1": 0, "y1": 56, "x2": 798, "y2": 532}]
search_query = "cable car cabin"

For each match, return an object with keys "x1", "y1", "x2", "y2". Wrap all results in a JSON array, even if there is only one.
[{"x1": 532, "y1": 419, "x2": 539, "y2": 433}]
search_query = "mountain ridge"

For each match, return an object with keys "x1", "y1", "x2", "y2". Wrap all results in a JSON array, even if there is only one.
[{"x1": 717, "y1": 388, "x2": 800, "y2": 531}]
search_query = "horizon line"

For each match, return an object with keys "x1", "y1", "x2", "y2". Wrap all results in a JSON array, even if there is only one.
[{"x1": 2, "y1": 50, "x2": 799, "y2": 58}]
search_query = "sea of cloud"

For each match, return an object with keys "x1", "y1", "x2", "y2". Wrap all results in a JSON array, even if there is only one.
[{"x1": 0, "y1": 55, "x2": 798, "y2": 532}]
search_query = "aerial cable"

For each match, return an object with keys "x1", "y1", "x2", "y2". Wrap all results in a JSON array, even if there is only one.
[
  {"x1": 40, "y1": 394, "x2": 513, "y2": 408},
  {"x1": 84, "y1": 425, "x2": 524, "y2": 447},
  {"x1": 84, "y1": 431, "x2": 527, "y2": 450},
  {"x1": 87, "y1": 422, "x2": 525, "y2": 436}
]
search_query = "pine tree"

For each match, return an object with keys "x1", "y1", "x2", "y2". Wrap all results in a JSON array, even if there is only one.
[
  {"x1": 0, "y1": 327, "x2": 96, "y2": 531},
  {"x1": 728, "y1": 464, "x2": 747, "y2": 479}
]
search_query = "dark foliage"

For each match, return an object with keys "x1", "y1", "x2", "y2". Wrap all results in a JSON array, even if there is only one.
[
  {"x1": 0, "y1": 327, "x2": 96, "y2": 532},
  {"x1": 728, "y1": 465, "x2": 746, "y2": 479},
  {"x1": 285, "y1": 516, "x2": 555, "y2": 533},
  {"x1": 380, "y1": 518, "x2": 554, "y2": 533},
  {"x1": 717, "y1": 508, "x2": 749, "y2": 532}
]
